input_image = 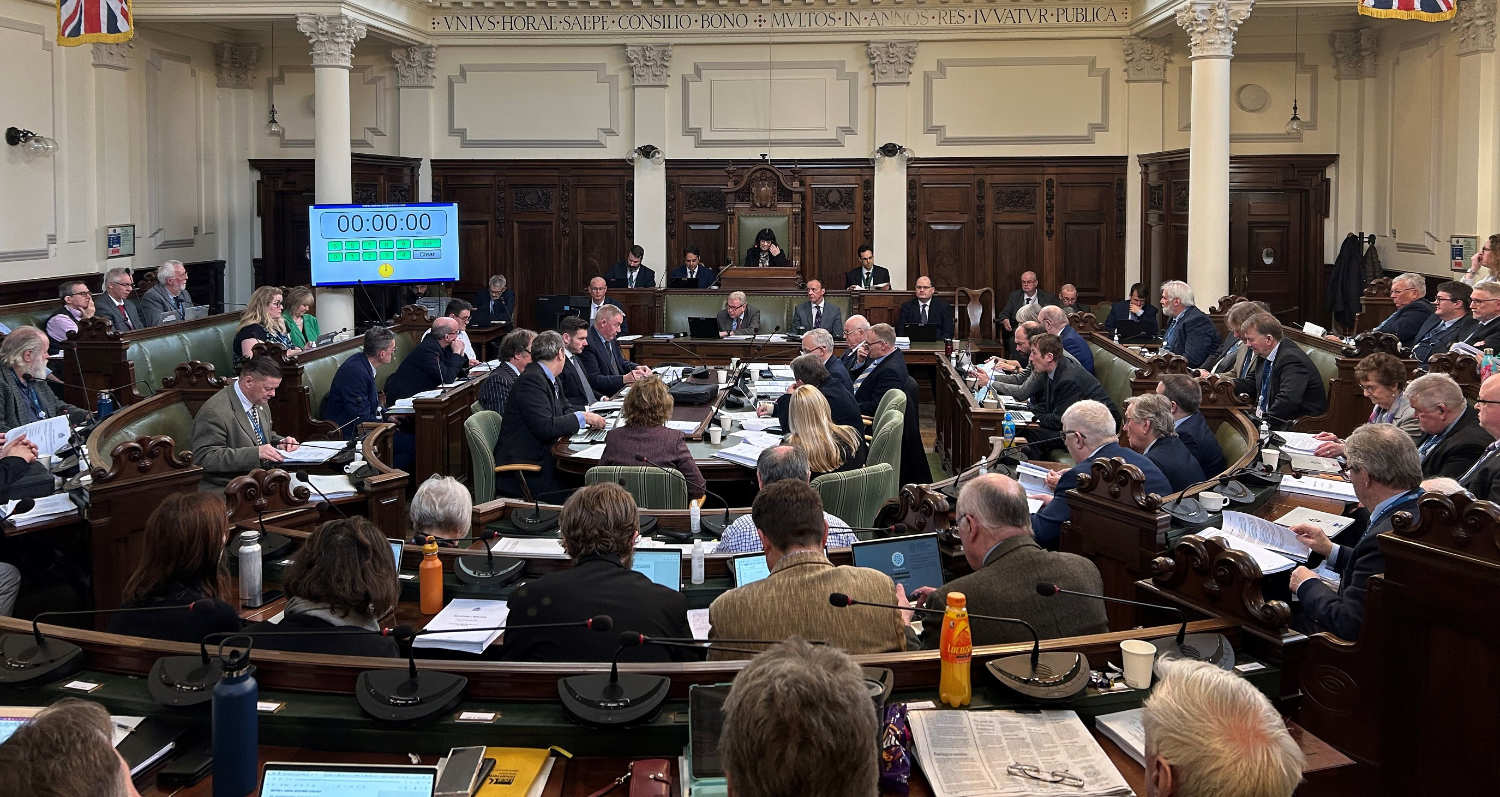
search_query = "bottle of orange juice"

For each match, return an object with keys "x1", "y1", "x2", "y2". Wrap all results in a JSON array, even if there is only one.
[
  {"x1": 938, "y1": 591, "x2": 972, "y2": 707},
  {"x1": 419, "y1": 536, "x2": 443, "y2": 614}
]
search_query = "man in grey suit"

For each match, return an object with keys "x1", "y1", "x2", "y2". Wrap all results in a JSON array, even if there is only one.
[
  {"x1": 190, "y1": 356, "x2": 300, "y2": 490},
  {"x1": 716, "y1": 290, "x2": 762, "y2": 336},
  {"x1": 791, "y1": 279, "x2": 842, "y2": 334},
  {"x1": 94, "y1": 267, "x2": 143, "y2": 332},
  {"x1": 913, "y1": 473, "x2": 1107, "y2": 647},
  {"x1": 138, "y1": 260, "x2": 195, "y2": 327}
]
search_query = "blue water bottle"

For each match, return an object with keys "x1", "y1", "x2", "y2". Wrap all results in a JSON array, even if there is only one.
[
  {"x1": 95, "y1": 391, "x2": 115, "y2": 421},
  {"x1": 212, "y1": 642, "x2": 259, "y2": 797},
  {"x1": 1002, "y1": 411, "x2": 1016, "y2": 447}
]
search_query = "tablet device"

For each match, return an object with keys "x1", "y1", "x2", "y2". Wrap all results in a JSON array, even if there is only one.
[
  {"x1": 0, "y1": 707, "x2": 41, "y2": 744},
  {"x1": 851, "y1": 533, "x2": 944, "y2": 600},
  {"x1": 631, "y1": 549, "x2": 682, "y2": 590},
  {"x1": 261, "y1": 762, "x2": 439, "y2": 797},
  {"x1": 730, "y1": 553, "x2": 770, "y2": 586},
  {"x1": 687, "y1": 317, "x2": 720, "y2": 340}
]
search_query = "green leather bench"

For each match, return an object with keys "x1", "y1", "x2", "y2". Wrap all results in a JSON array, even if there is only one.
[
  {"x1": 93, "y1": 397, "x2": 197, "y2": 461},
  {"x1": 124, "y1": 317, "x2": 238, "y2": 397},
  {"x1": 661, "y1": 292, "x2": 852, "y2": 335},
  {"x1": 0, "y1": 299, "x2": 65, "y2": 335},
  {"x1": 297, "y1": 330, "x2": 419, "y2": 417},
  {"x1": 1087, "y1": 340, "x2": 1136, "y2": 410},
  {"x1": 1215, "y1": 415, "x2": 1252, "y2": 468}
]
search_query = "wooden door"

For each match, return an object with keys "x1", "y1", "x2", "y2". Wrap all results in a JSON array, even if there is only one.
[
  {"x1": 988, "y1": 180, "x2": 1042, "y2": 297},
  {"x1": 916, "y1": 180, "x2": 976, "y2": 289},
  {"x1": 1230, "y1": 191, "x2": 1303, "y2": 321},
  {"x1": 1052, "y1": 175, "x2": 1123, "y2": 305}
]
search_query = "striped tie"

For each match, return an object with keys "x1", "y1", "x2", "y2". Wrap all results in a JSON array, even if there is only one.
[
  {"x1": 248, "y1": 408, "x2": 266, "y2": 445},
  {"x1": 1460, "y1": 441, "x2": 1500, "y2": 485}
]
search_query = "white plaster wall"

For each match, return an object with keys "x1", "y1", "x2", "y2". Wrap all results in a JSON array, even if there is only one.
[{"x1": 249, "y1": 34, "x2": 399, "y2": 159}]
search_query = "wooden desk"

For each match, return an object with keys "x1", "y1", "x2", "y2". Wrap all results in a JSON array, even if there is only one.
[{"x1": 410, "y1": 371, "x2": 489, "y2": 487}]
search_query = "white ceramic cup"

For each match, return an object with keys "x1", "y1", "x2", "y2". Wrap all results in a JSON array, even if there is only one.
[
  {"x1": 1261, "y1": 448, "x2": 1281, "y2": 470},
  {"x1": 1120, "y1": 639, "x2": 1156, "y2": 689},
  {"x1": 708, "y1": 427, "x2": 723, "y2": 445},
  {"x1": 1199, "y1": 491, "x2": 1227, "y2": 512}
]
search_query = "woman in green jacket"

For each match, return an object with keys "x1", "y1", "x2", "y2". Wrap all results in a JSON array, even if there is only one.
[{"x1": 283, "y1": 285, "x2": 321, "y2": 348}]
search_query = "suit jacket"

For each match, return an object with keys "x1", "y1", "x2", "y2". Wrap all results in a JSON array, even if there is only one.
[
  {"x1": 822, "y1": 355, "x2": 854, "y2": 395},
  {"x1": 1001, "y1": 288, "x2": 1059, "y2": 324},
  {"x1": 1370, "y1": 392, "x2": 1423, "y2": 444},
  {"x1": 667, "y1": 265, "x2": 717, "y2": 288},
  {"x1": 471, "y1": 290, "x2": 515, "y2": 326},
  {"x1": 95, "y1": 295, "x2": 144, "y2": 332},
  {"x1": 1103, "y1": 300, "x2": 1158, "y2": 338},
  {"x1": 383, "y1": 333, "x2": 465, "y2": 403},
  {"x1": 1373, "y1": 299, "x2": 1434, "y2": 346},
  {"x1": 897, "y1": 297, "x2": 955, "y2": 339},
  {"x1": 744, "y1": 247, "x2": 790, "y2": 268},
  {"x1": 773, "y1": 380, "x2": 863, "y2": 433},
  {"x1": 600, "y1": 424, "x2": 707, "y2": 500},
  {"x1": 792, "y1": 301, "x2": 844, "y2": 335},
  {"x1": 1162, "y1": 305, "x2": 1221, "y2": 368},
  {"x1": 605, "y1": 261, "x2": 656, "y2": 289},
  {"x1": 1058, "y1": 325, "x2": 1095, "y2": 374},
  {"x1": 585, "y1": 298, "x2": 628, "y2": 334},
  {"x1": 0, "y1": 370, "x2": 80, "y2": 432},
  {"x1": 1232, "y1": 340, "x2": 1328, "y2": 427},
  {"x1": 1032, "y1": 442, "x2": 1172, "y2": 549},
  {"x1": 138, "y1": 283, "x2": 194, "y2": 327},
  {"x1": 1411, "y1": 313, "x2": 1477, "y2": 363},
  {"x1": 558, "y1": 355, "x2": 594, "y2": 411},
  {"x1": 192, "y1": 382, "x2": 285, "y2": 489},
  {"x1": 477, "y1": 361, "x2": 524, "y2": 416},
  {"x1": 1176, "y1": 412, "x2": 1227, "y2": 477},
  {"x1": 1459, "y1": 443, "x2": 1500, "y2": 500},
  {"x1": 495, "y1": 363, "x2": 581, "y2": 498},
  {"x1": 1296, "y1": 491, "x2": 1423, "y2": 641},
  {"x1": 1027, "y1": 356, "x2": 1119, "y2": 431},
  {"x1": 1146, "y1": 435, "x2": 1207, "y2": 492},
  {"x1": 577, "y1": 327, "x2": 638, "y2": 396},
  {"x1": 853, "y1": 349, "x2": 910, "y2": 416},
  {"x1": 1419, "y1": 407, "x2": 1494, "y2": 480},
  {"x1": 716, "y1": 306, "x2": 762, "y2": 335},
  {"x1": 920, "y1": 536, "x2": 1107, "y2": 647},
  {"x1": 500, "y1": 553, "x2": 695, "y2": 662},
  {"x1": 844, "y1": 265, "x2": 892, "y2": 289},
  {"x1": 1212, "y1": 339, "x2": 1259, "y2": 378},
  {"x1": 1459, "y1": 315, "x2": 1500, "y2": 349},
  {"x1": 707, "y1": 550, "x2": 905, "y2": 660},
  {"x1": 321, "y1": 354, "x2": 382, "y2": 439}
]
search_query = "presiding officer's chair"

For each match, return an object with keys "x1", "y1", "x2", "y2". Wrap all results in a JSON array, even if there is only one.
[
  {"x1": 585, "y1": 465, "x2": 689, "y2": 510},
  {"x1": 812, "y1": 462, "x2": 894, "y2": 530}
]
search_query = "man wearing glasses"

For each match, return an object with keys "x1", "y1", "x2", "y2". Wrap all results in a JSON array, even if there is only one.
[
  {"x1": 139, "y1": 260, "x2": 195, "y2": 327},
  {"x1": 796, "y1": 328, "x2": 852, "y2": 394},
  {"x1": 1459, "y1": 280, "x2": 1500, "y2": 349},
  {"x1": 44, "y1": 281, "x2": 96, "y2": 354},
  {"x1": 1229, "y1": 312, "x2": 1326, "y2": 429},
  {"x1": 1410, "y1": 281, "x2": 1475, "y2": 363},
  {"x1": 1368, "y1": 271, "x2": 1434, "y2": 346},
  {"x1": 383, "y1": 316, "x2": 468, "y2": 403},
  {"x1": 1404, "y1": 373, "x2": 1492, "y2": 480},
  {"x1": 95, "y1": 267, "x2": 142, "y2": 332},
  {"x1": 716, "y1": 291, "x2": 762, "y2": 336}
]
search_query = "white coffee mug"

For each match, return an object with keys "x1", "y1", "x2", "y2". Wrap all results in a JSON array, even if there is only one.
[
  {"x1": 1120, "y1": 639, "x2": 1156, "y2": 689},
  {"x1": 1199, "y1": 491, "x2": 1226, "y2": 512}
]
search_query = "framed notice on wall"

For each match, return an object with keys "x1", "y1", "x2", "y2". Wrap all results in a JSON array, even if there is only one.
[
  {"x1": 106, "y1": 224, "x2": 135, "y2": 259},
  {"x1": 1451, "y1": 235, "x2": 1479, "y2": 272}
]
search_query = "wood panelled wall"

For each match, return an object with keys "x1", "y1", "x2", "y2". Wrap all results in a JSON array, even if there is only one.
[
  {"x1": 906, "y1": 159, "x2": 1128, "y2": 305},
  {"x1": 666, "y1": 160, "x2": 873, "y2": 290}
]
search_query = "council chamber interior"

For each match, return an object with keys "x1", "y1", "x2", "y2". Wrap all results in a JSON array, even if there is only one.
[{"x1": 0, "y1": 0, "x2": 1496, "y2": 794}]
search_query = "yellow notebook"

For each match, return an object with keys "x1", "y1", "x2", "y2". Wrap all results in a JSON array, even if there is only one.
[{"x1": 475, "y1": 746, "x2": 566, "y2": 797}]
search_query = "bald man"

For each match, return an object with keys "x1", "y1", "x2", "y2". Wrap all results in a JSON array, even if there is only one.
[{"x1": 384, "y1": 316, "x2": 467, "y2": 402}]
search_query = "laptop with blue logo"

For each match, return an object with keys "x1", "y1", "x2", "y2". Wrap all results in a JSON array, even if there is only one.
[{"x1": 851, "y1": 533, "x2": 944, "y2": 601}]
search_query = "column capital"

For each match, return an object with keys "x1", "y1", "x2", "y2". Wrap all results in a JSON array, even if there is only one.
[
  {"x1": 867, "y1": 40, "x2": 918, "y2": 85},
  {"x1": 1175, "y1": 0, "x2": 1254, "y2": 60},
  {"x1": 296, "y1": 13, "x2": 367, "y2": 69},
  {"x1": 625, "y1": 44, "x2": 672, "y2": 87},
  {"x1": 214, "y1": 42, "x2": 260, "y2": 89},
  {"x1": 1455, "y1": 0, "x2": 1496, "y2": 56},
  {"x1": 1329, "y1": 29, "x2": 1379, "y2": 80},
  {"x1": 1122, "y1": 36, "x2": 1171, "y2": 82},
  {"x1": 391, "y1": 45, "x2": 438, "y2": 88},
  {"x1": 91, "y1": 41, "x2": 133, "y2": 70}
]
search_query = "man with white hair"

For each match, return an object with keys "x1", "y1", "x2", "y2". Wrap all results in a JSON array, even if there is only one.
[
  {"x1": 1159, "y1": 280, "x2": 1220, "y2": 368},
  {"x1": 95, "y1": 267, "x2": 143, "y2": 332},
  {"x1": 717, "y1": 290, "x2": 762, "y2": 336},
  {"x1": 1362, "y1": 271, "x2": 1433, "y2": 347},
  {"x1": 1038, "y1": 304, "x2": 1094, "y2": 374},
  {"x1": 1143, "y1": 658, "x2": 1304, "y2": 797},
  {"x1": 472, "y1": 274, "x2": 514, "y2": 326},
  {"x1": 1458, "y1": 279, "x2": 1500, "y2": 349},
  {"x1": 139, "y1": 260, "x2": 195, "y2": 327},
  {"x1": 798, "y1": 328, "x2": 853, "y2": 394},
  {"x1": 579, "y1": 304, "x2": 649, "y2": 396},
  {"x1": 1404, "y1": 373, "x2": 1493, "y2": 479},
  {"x1": 1124, "y1": 393, "x2": 1205, "y2": 492},
  {"x1": 0, "y1": 327, "x2": 83, "y2": 432},
  {"x1": 841, "y1": 314, "x2": 871, "y2": 373},
  {"x1": 1030, "y1": 399, "x2": 1170, "y2": 549}
]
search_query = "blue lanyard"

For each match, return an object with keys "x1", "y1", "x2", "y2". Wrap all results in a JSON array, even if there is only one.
[{"x1": 13, "y1": 371, "x2": 44, "y2": 420}]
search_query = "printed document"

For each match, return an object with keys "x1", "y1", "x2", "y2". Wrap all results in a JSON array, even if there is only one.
[{"x1": 907, "y1": 708, "x2": 1132, "y2": 796}]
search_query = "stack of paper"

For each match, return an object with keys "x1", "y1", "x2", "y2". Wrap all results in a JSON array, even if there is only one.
[
  {"x1": 895, "y1": 336, "x2": 912, "y2": 350},
  {"x1": 1271, "y1": 506, "x2": 1355, "y2": 537},
  {"x1": 1279, "y1": 475, "x2": 1357, "y2": 501},
  {"x1": 305, "y1": 474, "x2": 358, "y2": 500},
  {"x1": 666, "y1": 420, "x2": 701, "y2": 433},
  {"x1": 3, "y1": 493, "x2": 80, "y2": 528},
  {"x1": 712, "y1": 441, "x2": 766, "y2": 467},
  {"x1": 618, "y1": 334, "x2": 643, "y2": 342},
  {"x1": 907, "y1": 708, "x2": 1132, "y2": 797},
  {"x1": 1093, "y1": 708, "x2": 1146, "y2": 766},
  {"x1": 279, "y1": 442, "x2": 346, "y2": 465},
  {"x1": 491, "y1": 538, "x2": 568, "y2": 556},
  {"x1": 411, "y1": 599, "x2": 510, "y2": 655},
  {"x1": 740, "y1": 416, "x2": 781, "y2": 432},
  {"x1": 386, "y1": 388, "x2": 444, "y2": 414},
  {"x1": 1203, "y1": 510, "x2": 1314, "y2": 575},
  {"x1": 1016, "y1": 462, "x2": 1053, "y2": 496},
  {"x1": 588, "y1": 399, "x2": 625, "y2": 412}
]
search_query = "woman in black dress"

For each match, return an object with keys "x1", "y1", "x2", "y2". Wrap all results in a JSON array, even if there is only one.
[{"x1": 744, "y1": 228, "x2": 790, "y2": 268}]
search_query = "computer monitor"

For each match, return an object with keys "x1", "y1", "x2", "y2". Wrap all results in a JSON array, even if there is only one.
[
  {"x1": 730, "y1": 553, "x2": 770, "y2": 587},
  {"x1": 261, "y1": 762, "x2": 439, "y2": 797},
  {"x1": 851, "y1": 533, "x2": 944, "y2": 601},
  {"x1": 630, "y1": 549, "x2": 682, "y2": 591}
]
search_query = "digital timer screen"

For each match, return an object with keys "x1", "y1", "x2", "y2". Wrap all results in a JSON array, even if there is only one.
[{"x1": 308, "y1": 202, "x2": 460, "y2": 287}]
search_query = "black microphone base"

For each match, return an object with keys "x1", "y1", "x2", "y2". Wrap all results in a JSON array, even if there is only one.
[
  {"x1": 984, "y1": 651, "x2": 1091, "y2": 701},
  {"x1": 1151, "y1": 633, "x2": 1235, "y2": 670},
  {"x1": 453, "y1": 555, "x2": 526, "y2": 589},
  {"x1": 558, "y1": 672, "x2": 671, "y2": 726},
  {"x1": 637, "y1": 514, "x2": 659, "y2": 537},
  {"x1": 356, "y1": 669, "x2": 470, "y2": 724},
  {"x1": 0, "y1": 635, "x2": 83, "y2": 685},
  {"x1": 1218, "y1": 479, "x2": 1255, "y2": 503},
  {"x1": 148, "y1": 655, "x2": 225, "y2": 707},
  {"x1": 227, "y1": 532, "x2": 295, "y2": 563},
  {"x1": 1164, "y1": 497, "x2": 1212, "y2": 526},
  {"x1": 510, "y1": 508, "x2": 560, "y2": 536},
  {"x1": 699, "y1": 513, "x2": 738, "y2": 539}
]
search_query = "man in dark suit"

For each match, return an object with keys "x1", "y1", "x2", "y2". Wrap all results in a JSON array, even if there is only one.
[
  {"x1": 770, "y1": 354, "x2": 862, "y2": 431},
  {"x1": 1458, "y1": 280, "x2": 1500, "y2": 349},
  {"x1": 798, "y1": 328, "x2": 853, "y2": 395},
  {"x1": 1459, "y1": 373, "x2": 1500, "y2": 499},
  {"x1": 584, "y1": 276, "x2": 627, "y2": 334},
  {"x1": 1365, "y1": 272, "x2": 1434, "y2": 346},
  {"x1": 850, "y1": 324, "x2": 909, "y2": 415},
  {"x1": 717, "y1": 291, "x2": 763, "y2": 336},
  {"x1": 843, "y1": 244, "x2": 891, "y2": 290},
  {"x1": 500, "y1": 483, "x2": 695, "y2": 662},
  {"x1": 578, "y1": 305, "x2": 649, "y2": 396},
  {"x1": 896, "y1": 276, "x2": 954, "y2": 339},
  {"x1": 384, "y1": 317, "x2": 467, "y2": 403},
  {"x1": 95, "y1": 267, "x2": 143, "y2": 332},
  {"x1": 138, "y1": 260, "x2": 195, "y2": 327},
  {"x1": 477, "y1": 328, "x2": 535, "y2": 415},
  {"x1": 1410, "y1": 281, "x2": 1476, "y2": 363},
  {"x1": 604, "y1": 244, "x2": 656, "y2": 289},
  {"x1": 1026, "y1": 332, "x2": 1119, "y2": 431},
  {"x1": 1206, "y1": 301, "x2": 1264, "y2": 377},
  {"x1": 1102, "y1": 282, "x2": 1159, "y2": 339},
  {"x1": 1230, "y1": 312, "x2": 1326, "y2": 428},
  {"x1": 494, "y1": 331, "x2": 606, "y2": 499},
  {"x1": 1159, "y1": 280, "x2": 1221, "y2": 369},
  {"x1": 1000, "y1": 271, "x2": 1058, "y2": 335},
  {"x1": 556, "y1": 316, "x2": 595, "y2": 410},
  {"x1": 912, "y1": 473, "x2": 1107, "y2": 646},
  {"x1": 323, "y1": 326, "x2": 396, "y2": 439},
  {"x1": 1289, "y1": 423, "x2": 1424, "y2": 640},
  {"x1": 191, "y1": 356, "x2": 300, "y2": 490},
  {"x1": 1039, "y1": 305, "x2": 1094, "y2": 374},
  {"x1": 791, "y1": 279, "x2": 844, "y2": 335},
  {"x1": 471, "y1": 275, "x2": 515, "y2": 326},
  {"x1": 1030, "y1": 399, "x2": 1172, "y2": 549},
  {"x1": 841, "y1": 315, "x2": 871, "y2": 373},
  {"x1": 668, "y1": 246, "x2": 717, "y2": 288},
  {"x1": 1157, "y1": 374, "x2": 1227, "y2": 477},
  {"x1": 1406, "y1": 373, "x2": 1494, "y2": 479},
  {"x1": 1124, "y1": 394, "x2": 1206, "y2": 492}
]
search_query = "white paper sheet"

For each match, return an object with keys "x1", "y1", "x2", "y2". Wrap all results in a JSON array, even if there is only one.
[
  {"x1": 1279, "y1": 474, "x2": 1357, "y2": 502},
  {"x1": 687, "y1": 608, "x2": 711, "y2": 640},
  {"x1": 1220, "y1": 510, "x2": 1312, "y2": 562},
  {"x1": 1271, "y1": 506, "x2": 1355, "y2": 537},
  {"x1": 3, "y1": 493, "x2": 81, "y2": 527},
  {"x1": 1274, "y1": 431, "x2": 1325, "y2": 455},
  {"x1": 906, "y1": 708, "x2": 1132, "y2": 797},
  {"x1": 277, "y1": 445, "x2": 342, "y2": 464},
  {"x1": 739, "y1": 417, "x2": 781, "y2": 432},
  {"x1": 666, "y1": 420, "x2": 701, "y2": 433},
  {"x1": 491, "y1": 537, "x2": 568, "y2": 556},
  {"x1": 305, "y1": 474, "x2": 358, "y2": 499},
  {"x1": 411, "y1": 599, "x2": 510, "y2": 654},
  {"x1": 1207, "y1": 532, "x2": 1298, "y2": 574},
  {"x1": 9, "y1": 415, "x2": 70, "y2": 458},
  {"x1": 572, "y1": 443, "x2": 607, "y2": 460}
]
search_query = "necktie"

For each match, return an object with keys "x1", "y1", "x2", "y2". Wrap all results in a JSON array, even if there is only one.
[
  {"x1": 863, "y1": 270, "x2": 872, "y2": 288},
  {"x1": 1258, "y1": 360, "x2": 1272, "y2": 412},
  {"x1": 248, "y1": 407, "x2": 266, "y2": 445},
  {"x1": 1166, "y1": 317, "x2": 1180, "y2": 350},
  {"x1": 852, "y1": 361, "x2": 875, "y2": 393},
  {"x1": 920, "y1": 303, "x2": 929, "y2": 325},
  {"x1": 174, "y1": 295, "x2": 185, "y2": 314},
  {"x1": 1239, "y1": 349, "x2": 1256, "y2": 379},
  {"x1": 571, "y1": 357, "x2": 596, "y2": 404},
  {"x1": 731, "y1": 317, "x2": 739, "y2": 333},
  {"x1": 117, "y1": 302, "x2": 132, "y2": 330},
  {"x1": 1418, "y1": 432, "x2": 1443, "y2": 460},
  {"x1": 1460, "y1": 441, "x2": 1500, "y2": 485},
  {"x1": 813, "y1": 306, "x2": 822, "y2": 329},
  {"x1": 628, "y1": 270, "x2": 636, "y2": 288},
  {"x1": 604, "y1": 340, "x2": 620, "y2": 376}
]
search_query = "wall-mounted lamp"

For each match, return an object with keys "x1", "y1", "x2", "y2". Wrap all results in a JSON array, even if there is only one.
[
  {"x1": 5, "y1": 127, "x2": 58, "y2": 154},
  {"x1": 628, "y1": 144, "x2": 665, "y2": 165},
  {"x1": 873, "y1": 142, "x2": 912, "y2": 162}
]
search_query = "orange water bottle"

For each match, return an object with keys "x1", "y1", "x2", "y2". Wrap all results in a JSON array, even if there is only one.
[
  {"x1": 419, "y1": 535, "x2": 443, "y2": 614},
  {"x1": 939, "y1": 591, "x2": 972, "y2": 707}
]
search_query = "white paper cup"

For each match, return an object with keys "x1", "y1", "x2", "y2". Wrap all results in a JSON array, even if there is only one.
[
  {"x1": 716, "y1": 369, "x2": 726, "y2": 384},
  {"x1": 708, "y1": 427, "x2": 723, "y2": 445},
  {"x1": 982, "y1": 397, "x2": 1000, "y2": 409},
  {"x1": 1120, "y1": 639, "x2": 1156, "y2": 689},
  {"x1": 1261, "y1": 448, "x2": 1281, "y2": 470},
  {"x1": 1199, "y1": 491, "x2": 1226, "y2": 512}
]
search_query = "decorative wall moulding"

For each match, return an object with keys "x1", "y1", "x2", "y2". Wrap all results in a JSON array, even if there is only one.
[
  {"x1": 449, "y1": 63, "x2": 620, "y2": 147},
  {"x1": 924, "y1": 57, "x2": 1109, "y2": 145}
]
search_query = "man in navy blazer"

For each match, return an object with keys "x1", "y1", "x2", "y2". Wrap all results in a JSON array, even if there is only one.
[
  {"x1": 1157, "y1": 375, "x2": 1228, "y2": 477},
  {"x1": 1409, "y1": 281, "x2": 1475, "y2": 363},
  {"x1": 1026, "y1": 333, "x2": 1119, "y2": 431},
  {"x1": 1039, "y1": 305, "x2": 1094, "y2": 374},
  {"x1": 323, "y1": 327, "x2": 396, "y2": 439},
  {"x1": 383, "y1": 318, "x2": 467, "y2": 403},
  {"x1": 578, "y1": 305, "x2": 650, "y2": 397},
  {"x1": 495, "y1": 332, "x2": 606, "y2": 499},
  {"x1": 667, "y1": 247, "x2": 717, "y2": 288},
  {"x1": 896, "y1": 276, "x2": 954, "y2": 339},
  {"x1": 1124, "y1": 394, "x2": 1205, "y2": 492},
  {"x1": 1102, "y1": 282, "x2": 1159, "y2": 340},
  {"x1": 1289, "y1": 423, "x2": 1423, "y2": 640},
  {"x1": 605, "y1": 244, "x2": 656, "y2": 289},
  {"x1": 770, "y1": 354, "x2": 863, "y2": 432},
  {"x1": 1364, "y1": 272, "x2": 1434, "y2": 347},
  {"x1": 1031, "y1": 400, "x2": 1172, "y2": 550},
  {"x1": 1159, "y1": 280, "x2": 1221, "y2": 369},
  {"x1": 1231, "y1": 313, "x2": 1327, "y2": 428},
  {"x1": 850, "y1": 324, "x2": 909, "y2": 415},
  {"x1": 799, "y1": 329, "x2": 853, "y2": 395}
]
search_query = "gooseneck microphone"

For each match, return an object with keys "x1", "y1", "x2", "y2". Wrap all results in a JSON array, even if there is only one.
[
  {"x1": 634, "y1": 454, "x2": 737, "y2": 537},
  {"x1": 510, "y1": 471, "x2": 563, "y2": 534},
  {"x1": 445, "y1": 529, "x2": 525, "y2": 590},
  {"x1": 659, "y1": 337, "x2": 710, "y2": 377},
  {"x1": 0, "y1": 601, "x2": 207, "y2": 686},
  {"x1": 1034, "y1": 583, "x2": 1234, "y2": 670},
  {"x1": 293, "y1": 469, "x2": 350, "y2": 519}
]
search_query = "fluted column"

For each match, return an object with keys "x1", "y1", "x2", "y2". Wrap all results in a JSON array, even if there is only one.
[
  {"x1": 1453, "y1": 0, "x2": 1499, "y2": 238},
  {"x1": 297, "y1": 13, "x2": 367, "y2": 332},
  {"x1": 1176, "y1": 0, "x2": 1253, "y2": 301},
  {"x1": 1122, "y1": 36, "x2": 1170, "y2": 292},
  {"x1": 868, "y1": 41, "x2": 917, "y2": 288},
  {"x1": 392, "y1": 45, "x2": 438, "y2": 202}
]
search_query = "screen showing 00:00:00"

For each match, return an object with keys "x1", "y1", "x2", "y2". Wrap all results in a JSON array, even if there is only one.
[{"x1": 308, "y1": 203, "x2": 459, "y2": 286}]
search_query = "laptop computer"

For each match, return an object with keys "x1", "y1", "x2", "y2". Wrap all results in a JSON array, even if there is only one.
[
  {"x1": 906, "y1": 324, "x2": 940, "y2": 342},
  {"x1": 631, "y1": 549, "x2": 682, "y2": 590},
  {"x1": 687, "y1": 316, "x2": 720, "y2": 340},
  {"x1": 851, "y1": 533, "x2": 944, "y2": 601},
  {"x1": 183, "y1": 304, "x2": 210, "y2": 321},
  {"x1": 261, "y1": 762, "x2": 439, "y2": 797},
  {"x1": 667, "y1": 277, "x2": 702, "y2": 289},
  {"x1": 1113, "y1": 318, "x2": 1156, "y2": 343},
  {"x1": 730, "y1": 553, "x2": 770, "y2": 586}
]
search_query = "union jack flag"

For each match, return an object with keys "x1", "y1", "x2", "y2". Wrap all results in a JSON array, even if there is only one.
[
  {"x1": 57, "y1": 0, "x2": 133, "y2": 47},
  {"x1": 1358, "y1": 0, "x2": 1456, "y2": 22}
]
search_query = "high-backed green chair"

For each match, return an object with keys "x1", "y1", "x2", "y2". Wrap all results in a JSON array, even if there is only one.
[
  {"x1": 867, "y1": 409, "x2": 904, "y2": 501},
  {"x1": 864, "y1": 387, "x2": 907, "y2": 433},
  {"x1": 585, "y1": 465, "x2": 689, "y2": 510},
  {"x1": 812, "y1": 462, "x2": 894, "y2": 529},
  {"x1": 463, "y1": 410, "x2": 503, "y2": 503}
]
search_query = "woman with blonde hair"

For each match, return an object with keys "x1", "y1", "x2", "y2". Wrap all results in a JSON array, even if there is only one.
[
  {"x1": 785, "y1": 384, "x2": 866, "y2": 478},
  {"x1": 600, "y1": 375, "x2": 706, "y2": 500},
  {"x1": 233, "y1": 285, "x2": 299, "y2": 362},
  {"x1": 282, "y1": 285, "x2": 321, "y2": 348}
]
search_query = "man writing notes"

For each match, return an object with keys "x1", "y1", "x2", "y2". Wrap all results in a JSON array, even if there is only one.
[
  {"x1": 191, "y1": 356, "x2": 300, "y2": 490},
  {"x1": 791, "y1": 279, "x2": 842, "y2": 335},
  {"x1": 605, "y1": 244, "x2": 656, "y2": 288},
  {"x1": 897, "y1": 276, "x2": 954, "y2": 339},
  {"x1": 668, "y1": 245, "x2": 716, "y2": 288},
  {"x1": 384, "y1": 317, "x2": 467, "y2": 403},
  {"x1": 1159, "y1": 280, "x2": 1220, "y2": 368},
  {"x1": 844, "y1": 244, "x2": 891, "y2": 289},
  {"x1": 717, "y1": 291, "x2": 762, "y2": 336},
  {"x1": 495, "y1": 331, "x2": 606, "y2": 499},
  {"x1": 578, "y1": 305, "x2": 649, "y2": 397}
]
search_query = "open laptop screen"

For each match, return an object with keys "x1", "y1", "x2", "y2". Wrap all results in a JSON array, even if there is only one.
[
  {"x1": 631, "y1": 549, "x2": 682, "y2": 591},
  {"x1": 260, "y1": 763, "x2": 439, "y2": 797},
  {"x1": 851, "y1": 533, "x2": 944, "y2": 601}
]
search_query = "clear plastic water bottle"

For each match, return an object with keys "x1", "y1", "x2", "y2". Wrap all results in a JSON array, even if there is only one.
[
  {"x1": 237, "y1": 530, "x2": 261, "y2": 608},
  {"x1": 690, "y1": 500, "x2": 702, "y2": 535},
  {"x1": 95, "y1": 391, "x2": 115, "y2": 421},
  {"x1": 690, "y1": 540, "x2": 705, "y2": 585},
  {"x1": 1002, "y1": 412, "x2": 1016, "y2": 447}
]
